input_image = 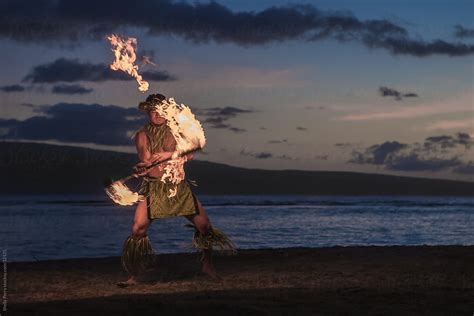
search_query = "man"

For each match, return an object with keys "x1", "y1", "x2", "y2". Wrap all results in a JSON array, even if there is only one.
[{"x1": 117, "y1": 93, "x2": 236, "y2": 287}]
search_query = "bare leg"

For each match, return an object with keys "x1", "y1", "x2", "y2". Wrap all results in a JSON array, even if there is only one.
[
  {"x1": 117, "y1": 199, "x2": 151, "y2": 287},
  {"x1": 185, "y1": 199, "x2": 221, "y2": 280}
]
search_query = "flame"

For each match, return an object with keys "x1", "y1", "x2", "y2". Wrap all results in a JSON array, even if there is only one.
[
  {"x1": 105, "y1": 96, "x2": 206, "y2": 203},
  {"x1": 141, "y1": 55, "x2": 157, "y2": 67},
  {"x1": 160, "y1": 156, "x2": 187, "y2": 197},
  {"x1": 156, "y1": 97, "x2": 206, "y2": 154},
  {"x1": 105, "y1": 181, "x2": 144, "y2": 206},
  {"x1": 107, "y1": 34, "x2": 149, "y2": 92},
  {"x1": 154, "y1": 97, "x2": 206, "y2": 197}
]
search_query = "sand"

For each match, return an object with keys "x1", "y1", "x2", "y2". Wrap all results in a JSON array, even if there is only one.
[{"x1": 7, "y1": 246, "x2": 474, "y2": 315}]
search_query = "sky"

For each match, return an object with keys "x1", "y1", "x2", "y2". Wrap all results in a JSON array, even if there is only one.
[{"x1": 0, "y1": 0, "x2": 473, "y2": 181}]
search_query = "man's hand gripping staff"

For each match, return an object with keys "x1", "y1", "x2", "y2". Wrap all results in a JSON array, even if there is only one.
[
  {"x1": 104, "y1": 147, "x2": 201, "y2": 206},
  {"x1": 132, "y1": 151, "x2": 196, "y2": 177}
]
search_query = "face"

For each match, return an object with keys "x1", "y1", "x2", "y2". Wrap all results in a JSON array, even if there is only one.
[{"x1": 148, "y1": 111, "x2": 166, "y2": 125}]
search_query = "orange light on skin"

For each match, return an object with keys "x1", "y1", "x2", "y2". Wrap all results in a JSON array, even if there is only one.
[
  {"x1": 106, "y1": 96, "x2": 207, "y2": 204},
  {"x1": 148, "y1": 111, "x2": 166, "y2": 126},
  {"x1": 152, "y1": 97, "x2": 206, "y2": 198}
]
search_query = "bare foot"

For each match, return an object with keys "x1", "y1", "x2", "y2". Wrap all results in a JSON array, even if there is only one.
[
  {"x1": 116, "y1": 276, "x2": 137, "y2": 288},
  {"x1": 201, "y1": 263, "x2": 223, "y2": 280}
]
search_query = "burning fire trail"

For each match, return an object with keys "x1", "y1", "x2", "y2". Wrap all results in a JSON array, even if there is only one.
[
  {"x1": 155, "y1": 97, "x2": 207, "y2": 156},
  {"x1": 105, "y1": 96, "x2": 206, "y2": 203},
  {"x1": 107, "y1": 34, "x2": 149, "y2": 92},
  {"x1": 106, "y1": 181, "x2": 144, "y2": 206},
  {"x1": 155, "y1": 96, "x2": 206, "y2": 197},
  {"x1": 141, "y1": 55, "x2": 157, "y2": 67}
]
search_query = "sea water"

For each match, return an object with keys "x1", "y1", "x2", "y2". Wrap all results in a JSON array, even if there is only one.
[{"x1": 1, "y1": 195, "x2": 473, "y2": 262}]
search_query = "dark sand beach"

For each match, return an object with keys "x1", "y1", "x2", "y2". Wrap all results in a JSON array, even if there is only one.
[{"x1": 8, "y1": 246, "x2": 474, "y2": 315}]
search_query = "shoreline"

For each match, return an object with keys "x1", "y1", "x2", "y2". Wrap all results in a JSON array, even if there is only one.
[
  {"x1": 8, "y1": 245, "x2": 474, "y2": 315},
  {"x1": 7, "y1": 244, "x2": 474, "y2": 264}
]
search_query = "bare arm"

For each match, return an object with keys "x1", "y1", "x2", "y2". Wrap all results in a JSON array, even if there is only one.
[
  {"x1": 132, "y1": 131, "x2": 153, "y2": 176},
  {"x1": 162, "y1": 130, "x2": 193, "y2": 160},
  {"x1": 136, "y1": 131, "x2": 151, "y2": 163},
  {"x1": 163, "y1": 130, "x2": 176, "y2": 152}
]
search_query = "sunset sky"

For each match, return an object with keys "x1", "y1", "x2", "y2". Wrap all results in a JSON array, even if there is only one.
[{"x1": 0, "y1": 0, "x2": 473, "y2": 181}]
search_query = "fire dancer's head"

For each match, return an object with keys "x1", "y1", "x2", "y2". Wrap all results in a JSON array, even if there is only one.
[{"x1": 139, "y1": 93, "x2": 167, "y2": 125}]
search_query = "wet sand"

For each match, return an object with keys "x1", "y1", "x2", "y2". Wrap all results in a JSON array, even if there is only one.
[{"x1": 8, "y1": 246, "x2": 474, "y2": 315}]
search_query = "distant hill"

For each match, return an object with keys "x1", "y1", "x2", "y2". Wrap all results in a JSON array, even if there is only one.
[{"x1": 1, "y1": 141, "x2": 472, "y2": 196}]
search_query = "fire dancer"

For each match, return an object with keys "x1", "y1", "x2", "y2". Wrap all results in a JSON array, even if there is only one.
[{"x1": 117, "y1": 93, "x2": 236, "y2": 287}]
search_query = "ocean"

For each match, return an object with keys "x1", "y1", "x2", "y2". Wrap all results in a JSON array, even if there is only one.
[{"x1": 1, "y1": 195, "x2": 473, "y2": 262}]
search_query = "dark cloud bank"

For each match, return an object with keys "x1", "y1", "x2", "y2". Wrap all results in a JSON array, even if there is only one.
[
  {"x1": 0, "y1": 103, "x2": 253, "y2": 145},
  {"x1": 0, "y1": 84, "x2": 25, "y2": 92},
  {"x1": 1, "y1": 0, "x2": 473, "y2": 57},
  {"x1": 0, "y1": 58, "x2": 175, "y2": 95},
  {"x1": 0, "y1": 82, "x2": 93, "y2": 95},
  {"x1": 22, "y1": 58, "x2": 175, "y2": 83},
  {"x1": 454, "y1": 25, "x2": 474, "y2": 39},
  {"x1": 197, "y1": 106, "x2": 254, "y2": 133},
  {"x1": 51, "y1": 84, "x2": 93, "y2": 95},
  {"x1": 0, "y1": 103, "x2": 146, "y2": 146},
  {"x1": 348, "y1": 133, "x2": 474, "y2": 175},
  {"x1": 240, "y1": 149, "x2": 293, "y2": 160},
  {"x1": 379, "y1": 86, "x2": 418, "y2": 101}
]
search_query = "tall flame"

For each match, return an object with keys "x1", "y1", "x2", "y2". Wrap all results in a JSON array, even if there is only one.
[
  {"x1": 155, "y1": 97, "x2": 206, "y2": 198},
  {"x1": 107, "y1": 34, "x2": 149, "y2": 92}
]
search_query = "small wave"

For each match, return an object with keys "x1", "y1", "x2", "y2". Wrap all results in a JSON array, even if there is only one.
[{"x1": 0, "y1": 195, "x2": 472, "y2": 208}]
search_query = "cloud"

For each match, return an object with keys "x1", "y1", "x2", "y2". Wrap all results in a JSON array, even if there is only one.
[
  {"x1": 240, "y1": 149, "x2": 273, "y2": 159},
  {"x1": 200, "y1": 107, "x2": 254, "y2": 118},
  {"x1": 454, "y1": 25, "x2": 474, "y2": 38},
  {"x1": 228, "y1": 126, "x2": 246, "y2": 133},
  {"x1": 303, "y1": 105, "x2": 327, "y2": 110},
  {"x1": 348, "y1": 132, "x2": 473, "y2": 174},
  {"x1": 334, "y1": 142, "x2": 353, "y2": 148},
  {"x1": 22, "y1": 58, "x2": 176, "y2": 83},
  {"x1": 1, "y1": 1, "x2": 473, "y2": 57},
  {"x1": 198, "y1": 106, "x2": 254, "y2": 133},
  {"x1": 0, "y1": 84, "x2": 26, "y2": 92},
  {"x1": 315, "y1": 154, "x2": 328, "y2": 160},
  {"x1": 276, "y1": 154, "x2": 294, "y2": 160},
  {"x1": 0, "y1": 103, "x2": 147, "y2": 145},
  {"x1": 362, "y1": 37, "x2": 473, "y2": 57},
  {"x1": 335, "y1": 91, "x2": 472, "y2": 121},
  {"x1": 453, "y1": 161, "x2": 474, "y2": 174},
  {"x1": 424, "y1": 132, "x2": 473, "y2": 150},
  {"x1": 240, "y1": 149, "x2": 295, "y2": 160},
  {"x1": 268, "y1": 139, "x2": 288, "y2": 144},
  {"x1": 207, "y1": 123, "x2": 246, "y2": 133},
  {"x1": 423, "y1": 118, "x2": 474, "y2": 131},
  {"x1": 137, "y1": 49, "x2": 158, "y2": 67},
  {"x1": 350, "y1": 141, "x2": 408, "y2": 165},
  {"x1": 378, "y1": 86, "x2": 418, "y2": 101},
  {"x1": 51, "y1": 84, "x2": 93, "y2": 95},
  {"x1": 385, "y1": 154, "x2": 462, "y2": 172}
]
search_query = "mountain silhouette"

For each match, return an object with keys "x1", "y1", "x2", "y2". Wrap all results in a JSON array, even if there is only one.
[{"x1": 1, "y1": 141, "x2": 472, "y2": 196}]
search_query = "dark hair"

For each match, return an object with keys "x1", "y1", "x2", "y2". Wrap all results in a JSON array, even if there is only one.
[{"x1": 138, "y1": 93, "x2": 167, "y2": 111}]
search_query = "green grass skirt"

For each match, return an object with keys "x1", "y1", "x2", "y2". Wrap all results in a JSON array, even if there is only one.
[
  {"x1": 121, "y1": 235, "x2": 155, "y2": 275},
  {"x1": 139, "y1": 176, "x2": 198, "y2": 220}
]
